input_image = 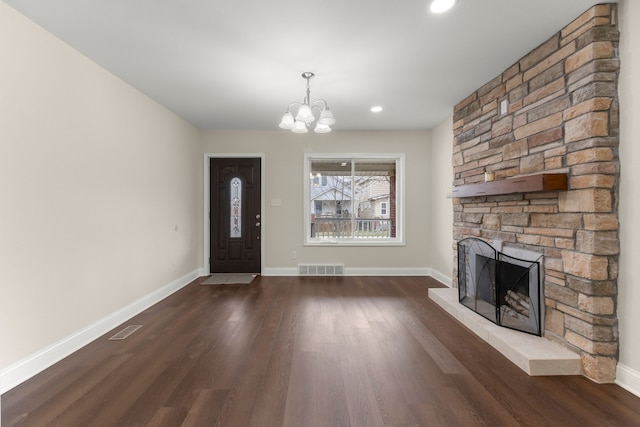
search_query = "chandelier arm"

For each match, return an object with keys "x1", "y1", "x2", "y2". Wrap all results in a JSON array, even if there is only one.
[
  {"x1": 286, "y1": 101, "x2": 303, "y2": 113},
  {"x1": 312, "y1": 99, "x2": 329, "y2": 110}
]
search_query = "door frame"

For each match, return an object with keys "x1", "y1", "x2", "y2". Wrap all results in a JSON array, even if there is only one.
[{"x1": 204, "y1": 153, "x2": 265, "y2": 275}]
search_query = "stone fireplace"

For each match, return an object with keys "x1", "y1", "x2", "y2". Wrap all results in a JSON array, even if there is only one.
[{"x1": 450, "y1": 4, "x2": 620, "y2": 382}]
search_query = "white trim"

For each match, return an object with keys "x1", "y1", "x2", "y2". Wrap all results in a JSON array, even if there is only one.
[
  {"x1": 345, "y1": 267, "x2": 429, "y2": 276},
  {"x1": 204, "y1": 153, "x2": 266, "y2": 275},
  {"x1": 263, "y1": 267, "x2": 298, "y2": 276},
  {"x1": 429, "y1": 268, "x2": 452, "y2": 287},
  {"x1": 263, "y1": 267, "x2": 433, "y2": 277},
  {"x1": 616, "y1": 363, "x2": 640, "y2": 398},
  {"x1": 0, "y1": 268, "x2": 204, "y2": 394},
  {"x1": 303, "y1": 153, "x2": 406, "y2": 247}
]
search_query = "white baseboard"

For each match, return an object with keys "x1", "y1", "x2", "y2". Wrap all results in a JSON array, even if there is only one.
[
  {"x1": 263, "y1": 267, "x2": 298, "y2": 276},
  {"x1": 263, "y1": 266, "x2": 453, "y2": 281},
  {"x1": 428, "y1": 268, "x2": 452, "y2": 287},
  {"x1": 616, "y1": 363, "x2": 640, "y2": 398},
  {"x1": 345, "y1": 267, "x2": 430, "y2": 276},
  {"x1": 263, "y1": 267, "x2": 432, "y2": 276},
  {"x1": 0, "y1": 268, "x2": 204, "y2": 394}
]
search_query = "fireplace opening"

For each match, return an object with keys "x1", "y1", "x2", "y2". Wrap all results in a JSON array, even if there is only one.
[{"x1": 458, "y1": 238, "x2": 542, "y2": 336}]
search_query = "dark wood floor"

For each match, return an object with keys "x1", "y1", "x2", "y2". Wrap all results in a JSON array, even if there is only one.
[{"x1": 3, "y1": 276, "x2": 640, "y2": 427}]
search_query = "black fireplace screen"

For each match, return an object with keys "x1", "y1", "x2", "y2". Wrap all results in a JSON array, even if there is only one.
[{"x1": 457, "y1": 237, "x2": 542, "y2": 336}]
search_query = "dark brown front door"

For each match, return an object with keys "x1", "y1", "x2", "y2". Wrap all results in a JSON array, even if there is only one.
[{"x1": 210, "y1": 157, "x2": 261, "y2": 273}]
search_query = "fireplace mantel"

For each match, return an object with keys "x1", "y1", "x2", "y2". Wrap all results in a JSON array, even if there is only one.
[{"x1": 451, "y1": 173, "x2": 567, "y2": 198}]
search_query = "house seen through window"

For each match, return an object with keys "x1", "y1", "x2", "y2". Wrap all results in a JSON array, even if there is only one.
[{"x1": 305, "y1": 154, "x2": 404, "y2": 245}]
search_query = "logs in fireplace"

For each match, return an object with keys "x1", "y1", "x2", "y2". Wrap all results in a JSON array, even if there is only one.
[{"x1": 457, "y1": 238, "x2": 542, "y2": 336}]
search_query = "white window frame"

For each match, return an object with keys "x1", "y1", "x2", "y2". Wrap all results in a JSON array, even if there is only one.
[{"x1": 304, "y1": 153, "x2": 405, "y2": 247}]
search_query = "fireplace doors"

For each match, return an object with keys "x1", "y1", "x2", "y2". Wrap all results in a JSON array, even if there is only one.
[{"x1": 457, "y1": 238, "x2": 542, "y2": 336}]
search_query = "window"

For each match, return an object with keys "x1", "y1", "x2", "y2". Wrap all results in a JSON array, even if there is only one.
[
  {"x1": 304, "y1": 154, "x2": 404, "y2": 246},
  {"x1": 312, "y1": 175, "x2": 328, "y2": 187}
]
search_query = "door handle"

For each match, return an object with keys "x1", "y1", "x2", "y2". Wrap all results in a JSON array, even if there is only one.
[{"x1": 256, "y1": 222, "x2": 261, "y2": 226}]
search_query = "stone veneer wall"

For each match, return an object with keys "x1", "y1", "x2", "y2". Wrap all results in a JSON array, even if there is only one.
[{"x1": 451, "y1": 4, "x2": 619, "y2": 383}]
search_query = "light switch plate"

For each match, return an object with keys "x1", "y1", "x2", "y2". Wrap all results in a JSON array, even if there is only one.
[{"x1": 500, "y1": 99, "x2": 509, "y2": 115}]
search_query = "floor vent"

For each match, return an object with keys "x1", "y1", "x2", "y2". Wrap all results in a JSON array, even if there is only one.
[
  {"x1": 109, "y1": 325, "x2": 143, "y2": 340},
  {"x1": 298, "y1": 264, "x2": 344, "y2": 276}
]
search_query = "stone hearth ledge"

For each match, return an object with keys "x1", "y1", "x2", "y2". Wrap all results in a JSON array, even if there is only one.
[{"x1": 429, "y1": 288, "x2": 581, "y2": 376}]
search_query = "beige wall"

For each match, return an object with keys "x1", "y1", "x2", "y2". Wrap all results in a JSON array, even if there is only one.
[
  {"x1": 427, "y1": 117, "x2": 454, "y2": 284},
  {"x1": 200, "y1": 130, "x2": 432, "y2": 273},
  {"x1": 617, "y1": 0, "x2": 640, "y2": 391},
  {"x1": 0, "y1": 4, "x2": 201, "y2": 372}
]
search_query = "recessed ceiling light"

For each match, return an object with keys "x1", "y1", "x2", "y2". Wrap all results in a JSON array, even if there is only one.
[
  {"x1": 430, "y1": 0, "x2": 456, "y2": 14},
  {"x1": 370, "y1": 106, "x2": 383, "y2": 113}
]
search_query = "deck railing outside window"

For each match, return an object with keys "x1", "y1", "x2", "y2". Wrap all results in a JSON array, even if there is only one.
[{"x1": 312, "y1": 217, "x2": 391, "y2": 239}]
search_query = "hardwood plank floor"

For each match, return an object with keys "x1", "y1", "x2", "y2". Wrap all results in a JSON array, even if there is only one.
[{"x1": 2, "y1": 276, "x2": 640, "y2": 426}]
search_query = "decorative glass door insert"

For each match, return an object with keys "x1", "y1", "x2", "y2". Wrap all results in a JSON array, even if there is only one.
[{"x1": 230, "y1": 177, "x2": 242, "y2": 238}]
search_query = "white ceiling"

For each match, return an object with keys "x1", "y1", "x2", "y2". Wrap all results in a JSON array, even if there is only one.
[{"x1": 4, "y1": 0, "x2": 608, "y2": 131}]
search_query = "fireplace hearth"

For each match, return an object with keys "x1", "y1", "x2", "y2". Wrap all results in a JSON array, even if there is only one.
[{"x1": 458, "y1": 238, "x2": 542, "y2": 336}]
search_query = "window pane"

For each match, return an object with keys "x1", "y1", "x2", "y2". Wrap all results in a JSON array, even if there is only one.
[
  {"x1": 230, "y1": 177, "x2": 242, "y2": 238},
  {"x1": 310, "y1": 159, "x2": 352, "y2": 239},
  {"x1": 354, "y1": 159, "x2": 395, "y2": 238}
]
